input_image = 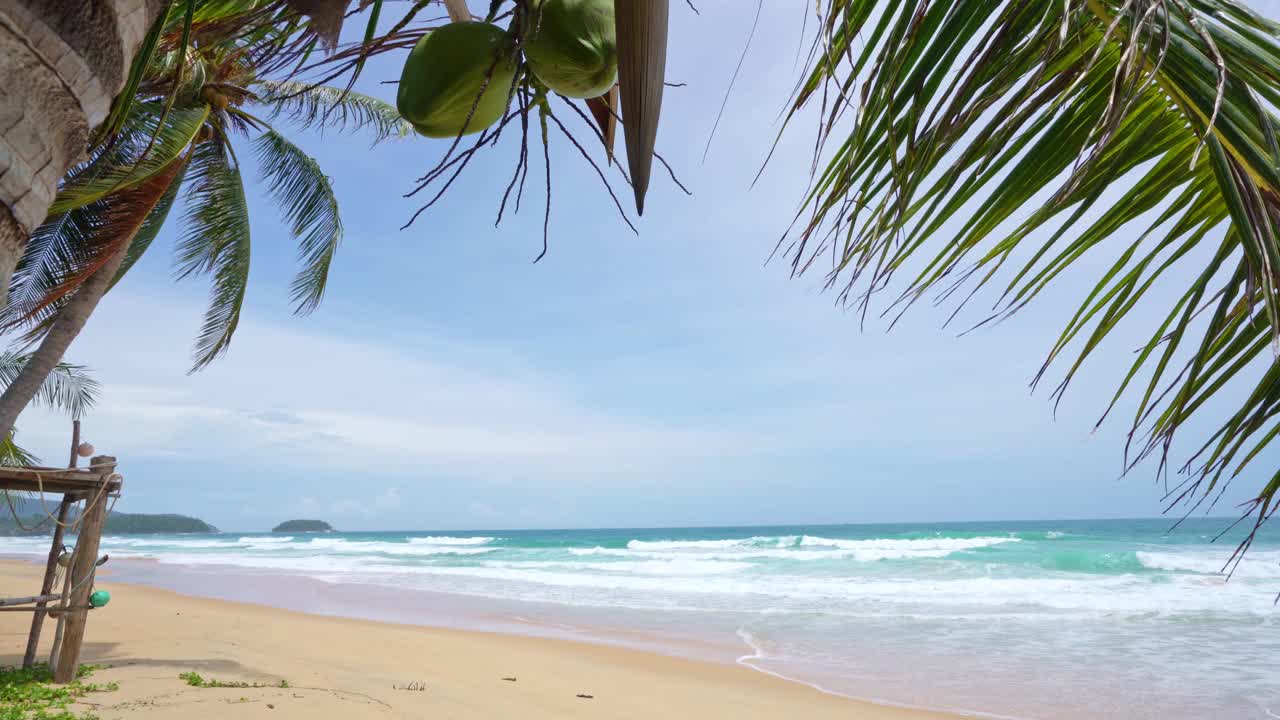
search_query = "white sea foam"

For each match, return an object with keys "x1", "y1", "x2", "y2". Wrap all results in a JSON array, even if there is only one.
[
  {"x1": 9, "y1": 524, "x2": 1272, "y2": 720},
  {"x1": 626, "y1": 536, "x2": 791, "y2": 551},
  {"x1": 619, "y1": 535, "x2": 1018, "y2": 561},
  {"x1": 483, "y1": 558, "x2": 752, "y2": 576},
  {"x1": 1136, "y1": 549, "x2": 1280, "y2": 579},
  {"x1": 798, "y1": 535, "x2": 1018, "y2": 552},
  {"x1": 0, "y1": 536, "x2": 51, "y2": 555},
  {"x1": 11, "y1": 531, "x2": 1279, "y2": 621},
  {"x1": 284, "y1": 538, "x2": 497, "y2": 556},
  {"x1": 408, "y1": 536, "x2": 496, "y2": 545}
]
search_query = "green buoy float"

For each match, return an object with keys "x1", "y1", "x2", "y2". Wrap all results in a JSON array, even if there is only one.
[
  {"x1": 397, "y1": 22, "x2": 517, "y2": 138},
  {"x1": 523, "y1": 0, "x2": 617, "y2": 99},
  {"x1": 89, "y1": 590, "x2": 110, "y2": 608}
]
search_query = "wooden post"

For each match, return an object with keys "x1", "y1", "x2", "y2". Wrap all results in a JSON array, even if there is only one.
[
  {"x1": 68, "y1": 420, "x2": 80, "y2": 468},
  {"x1": 25, "y1": 421, "x2": 82, "y2": 667},
  {"x1": 22, "y1": 497, "x2": 71, "y2": 668},
  {"x1": 52, "y1": 456, "x2": 114, "y2": 683},
  {"x1": 47, "y1": 542, "x2": 73, "y2": 670}
]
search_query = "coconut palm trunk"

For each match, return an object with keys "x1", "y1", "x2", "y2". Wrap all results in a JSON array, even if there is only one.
[
  {"x1": 0, "y1": 156, "x2": 185, "y2": 443},
  {"x1": 0, "y1": 253, "x2": 126, "y2": 444},
  {"x1": 0, "y1": 0, "x2": 164, "y2": 313}
]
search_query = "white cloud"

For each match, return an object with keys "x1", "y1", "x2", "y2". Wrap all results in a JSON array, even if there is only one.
[{"x1": 13, "y1": 290, "x2": 770, "y2": 479}]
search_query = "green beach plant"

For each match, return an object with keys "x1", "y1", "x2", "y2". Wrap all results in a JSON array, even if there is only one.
[
  {"x1": 179, "y1": 671, "x2": 289, "y2": 689},
  {"x1": 775, "y1": 1, "x2": 1280, "y2": 559},
  {"x1": 0, "y1": 663, "x2": 115, "y2": 720}
]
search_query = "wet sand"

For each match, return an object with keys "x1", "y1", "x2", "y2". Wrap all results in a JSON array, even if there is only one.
[{"x1": 0, "y1": 560, "x2": 965, "y2": 719}]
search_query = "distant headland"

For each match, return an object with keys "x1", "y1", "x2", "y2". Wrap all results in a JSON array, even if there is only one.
[
  {"x1": 271, "y1": 519, "x2": 333, "y2": 533},
  {"x1": 0, "y1": 506, "x2": 217, "y2": 535}
]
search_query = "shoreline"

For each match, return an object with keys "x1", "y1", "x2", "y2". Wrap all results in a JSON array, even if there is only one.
[{"x1": 0, "y1": 558, "x2": 967, "y2": 719}]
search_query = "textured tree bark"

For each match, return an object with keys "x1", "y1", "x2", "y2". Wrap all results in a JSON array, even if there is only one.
[
  {"x1": 0, "y1": 244, "x2": 131, "y2": 444},
  {"x1": 0, "y1": 0, "x2": 163, "y2": 310},
  {"x1": 0, "y1": 149, "x2": 184, "y2": 447}
]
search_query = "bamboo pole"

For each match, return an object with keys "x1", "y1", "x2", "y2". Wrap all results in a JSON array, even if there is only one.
[
  {"x1": 6, "y1": 593, "x2": 63, "y2": 607},
  {"x1": 29, "y1": 421, "x2": 81, "y2": 668},
  {"x1": 52, "y1": 456, "x2": 114, "y2": 683},
  {"x1": 21, "y1": 497, "x2": 70, "y2": 667},
  {"x1": 47, "y1": 546, "x2": 74, "y2": 670}
]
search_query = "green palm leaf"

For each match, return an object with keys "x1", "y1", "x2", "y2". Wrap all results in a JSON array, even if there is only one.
[
  {"x1": 255, "y1": 79, "x2": 414, "y2": 144},
  {"x1": 111, "y1": 160, "x2": 190, "y2": 288},
  {"x1": 53, "y1": 104, "x2": 210, "y2": 214},
  {"x1": 0, "y1": 351, "x2": 101, "y2": 420},
  {"x1": 254, "y1": 129, "x2": 342, "y2": 314},
  {"x1": 781, "y1": 1, "x2": 1280, "y2": 543},
  {"x1": 4, "y1": 199, "x2": 105, "y2": 333},
  {"x1": 0, "y1": 432, "x2": 41, "y2": 469},
  {"x1": 175, "y1": 139, "x2": 252, "y2": 372},
  {"x1": 9, "y1": 161, "x2": 190, "y2": 337}
]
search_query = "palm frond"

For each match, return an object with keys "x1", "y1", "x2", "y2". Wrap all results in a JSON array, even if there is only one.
[
  {"x1": 0, "y1": 432, "x2": 40, "y2": 469},
  {"x1": 253, "y1": 129, "x2": 342, "y2": 314},
  {"x1": 52, "y1": 104, "x2": 209, "y2": 214},
  {"x1": 781, "y1": 1, "x2": 1280, "y2": 545},
  {"x1": 175, "y1": 139, "x2": 252, "y2": 372},
  {"x1": 5, "y1": 199, "x2": 106, "y2": 333},
  {"x1": 8, "y1": 147, "x2": 193, "y2": 340},
  {"x1": 111, "y1": 160, "x2": 190, "y2": 288},
  {"x1": 0, "y1": 351, "x2": 101, "y2": 420},
  {"x1": 254, "y1": 79, "x2": 414, "y2": 144},
  {"x1": 9, "y1": 152, "x2": 192, "y2": 340}
]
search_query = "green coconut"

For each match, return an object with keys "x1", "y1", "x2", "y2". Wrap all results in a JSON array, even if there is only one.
[
  {"x1": 397, "y1": 22, "x2": 517, "y2": 139},
  {"x1": 523, "y1": 0, "x2": 617, "y2": 99}
]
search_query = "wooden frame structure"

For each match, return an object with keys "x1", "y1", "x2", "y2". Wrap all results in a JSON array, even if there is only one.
[{"x1": 0, "y1": 452, "x2": 120, "y2": 682}]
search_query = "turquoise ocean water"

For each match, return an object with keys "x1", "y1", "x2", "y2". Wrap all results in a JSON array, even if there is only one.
[{"x1": 3, "y1": 518, "x2": 1278, "y2": 719}]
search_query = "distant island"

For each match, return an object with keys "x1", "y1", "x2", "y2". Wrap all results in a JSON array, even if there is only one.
[
  {"x1": 272, "y1": 519, "x2": 333, "y2": 533},
  {"x1": 106, "y1": 512, "x2": 217, "y2": 534},
  {"x1": 0, "y1": 504, "x2": 216, "y2": 535}
]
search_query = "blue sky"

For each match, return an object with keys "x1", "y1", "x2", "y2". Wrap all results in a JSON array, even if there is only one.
[{"x1": 14, "y1": 1, "x2": 1278, "y2": 531}]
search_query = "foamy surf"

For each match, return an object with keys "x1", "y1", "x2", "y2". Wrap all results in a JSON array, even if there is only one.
[{"x1": 1, "y1": 518, "x2": 1276, "y2": 719}]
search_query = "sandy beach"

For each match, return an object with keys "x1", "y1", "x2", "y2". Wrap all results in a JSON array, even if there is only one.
[{"x1": 0, "y1": 560, "x2": 961, "y2": 719}]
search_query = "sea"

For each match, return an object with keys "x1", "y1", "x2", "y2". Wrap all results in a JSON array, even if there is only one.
[{"x1": 3, "y1": 518, "x2": 1278, "y2": 719}]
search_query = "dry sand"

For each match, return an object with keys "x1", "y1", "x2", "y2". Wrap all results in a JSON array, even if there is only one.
[{"x1": 1, "y1": 560, "x2": 962, "y2": 719}]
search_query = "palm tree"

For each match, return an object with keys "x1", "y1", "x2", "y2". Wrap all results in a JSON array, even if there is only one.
[
  {"x1": 0, "y1": 2, "x2": 412, "y2": 442},
  {"x1": 0, "y1": 0, "x2": 661, "y2": 446},
  {"x1": 0, "y1": 350, "x2": 99, "y2": 525},
  {"x1": 0, "y1": 350, "x2": 99, "y2": 468},
  {"x1": 776, "y1": 1, "x2": 1280, "y2": 554},
  {"x1": 0, "y1": 1, "x2": 167, "y2": 311}
]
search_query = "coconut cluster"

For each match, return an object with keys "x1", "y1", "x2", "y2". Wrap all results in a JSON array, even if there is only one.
[{"x1": 396, "y1": 0, "x2": 617, "y2": 139}]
